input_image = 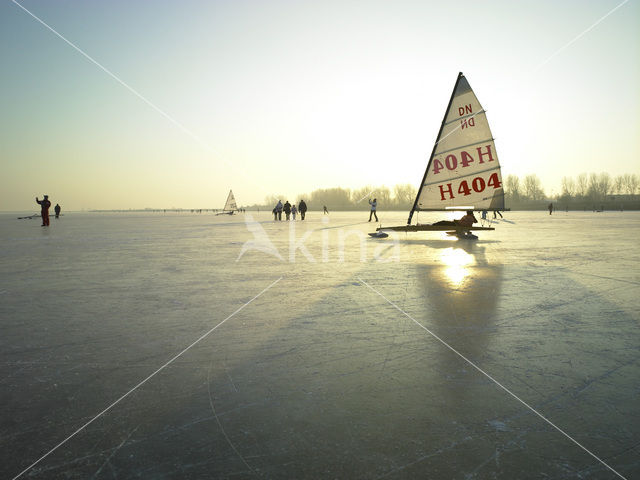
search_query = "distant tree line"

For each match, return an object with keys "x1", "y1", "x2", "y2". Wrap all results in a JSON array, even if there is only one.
[
  {"x1": 243, "y1": 173, "x2": 640, "y2": 211},
  {"x1": 505, "y1": 173, "x2": 640, "y2": 210},
  {"x1": 244, "y1": 184, "x2": 418, "y2": 211}
]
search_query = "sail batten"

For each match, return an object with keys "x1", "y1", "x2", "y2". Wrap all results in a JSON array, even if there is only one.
[
  {"x1": 422, "y1": 165, "x2": 501, "y2": 187},
  {"x1": 443, "y1": 110, "x2": 486, "y2": 126},
  {"x1": 436, "y1": 138, "x2": 495, "y2": 156},
  {"x1": 408, "y1": 72, "x2": 504, "y2": 221}
]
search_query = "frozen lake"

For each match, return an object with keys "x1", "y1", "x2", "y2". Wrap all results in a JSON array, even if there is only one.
[{"x1": 1, "y1": 210, "x2": 639, "y2": 479}]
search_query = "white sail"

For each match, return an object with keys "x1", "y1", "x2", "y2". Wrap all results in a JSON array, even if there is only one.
[
  {"x1": 410, "y1": 73, "x2": 504, "y2": 220},
  {"x1": 223, "y1": 190, "x2": 237, "y2": 212}
]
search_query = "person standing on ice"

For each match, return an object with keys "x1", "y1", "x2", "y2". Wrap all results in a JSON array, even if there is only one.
[
  {"x1": 275, "y1": 200, "x2": 283, "y2": 221},
  {"x1": 36, "y1": 195, "x2": 51, "y2": 226},
  {"x1": 54, "y1": 203, "x2": 61, "y2": 218},
  {"x1": 291, "y1": 204, "x2": 297, "y2": 220},
  {"x1": 368, "y1": 198, "x2": 378, "y2": 222},
  {"x1": 548, "y1": 202, "x2": 553, "y2": 215},
  {"x1": 283, "y1": 200, "x2": 291, "y2": 221},
  {"x1": 298, "y1": 199, "x2": 307, "y2": 220}
]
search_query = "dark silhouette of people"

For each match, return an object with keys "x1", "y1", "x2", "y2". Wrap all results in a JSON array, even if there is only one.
[
  {"x1": 54, "y1": 203, "x2": 61, "y2": 218},
  {"x1": 283, "y1": 201, "x2": 292, "y2": 220},
  {"x1": 368, "y1": 198, "x2": 378, "y2": 222},
  {"x1": 493, "y1": 210, "x2": 503, "y2": 219},
  {"x1": 433, "y1": 210, "x2": 477, "y2": 228},
  {"x1": 272, "y1": 206, "x2": 277, "y2": 221},
  {"x1": 323, "y1": 205, "x2": 329, "y2": 214},
  {"x1": 36, "y1": 195, "x2": 51, "y2": 226},
  {"x1": 275, "y1": 200, "x2": 283, "y2": 221},
  {"x1": 299, "y1": 200, "x2": 307, "y2": 220},
  {"x1": 548, "y1": 203, "x2": 553, "y2": 215}
]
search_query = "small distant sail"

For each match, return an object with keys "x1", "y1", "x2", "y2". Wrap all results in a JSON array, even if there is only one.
[
  {"x1": 409, "y1": 73, "x2": 504, "y2": 223},
  {"x1": 223, "y1": 190, "x2": 238, "y2": 212}
]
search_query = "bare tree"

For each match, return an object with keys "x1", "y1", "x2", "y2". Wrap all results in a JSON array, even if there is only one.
[
  {"x1": 309, "y1": 187, "x2": 352, "y2": 210},
  {"x1": 561, "y1": 176, "x2": 575, "y2": 196},
  {"x1": 597, "y1": 173, "x2": 611, "y2": 198},
  {"x1": 351, "y1": 186, "x2": 374, "y2": 205},
  {"x1": 393, "y1": 183, "x2": 416, "y2": 209},
  {"x1": 523, "y1": 174, "x2": 544, "y2": 200},
  {"x1": 623, "y1": 173, "x2": 639, "y2": 194},
  {"x1": 374, "y1": 186, "x2": 392, "y2": 208},
  {"x1": 576, "y1": 173, "x2": 588, "y2": 197},
  {"x1": 613, "y1": 175, "x2": 625, "y2": 194},
  {"x1": 587, "y1": 173, "x2": 599, "y2": 202},
  {"x1": 264, "y1": 195, "x2": 282, "y2": 208},
  {"x1": 505, "y1": 175, "x2": 521, "y2": 200}
]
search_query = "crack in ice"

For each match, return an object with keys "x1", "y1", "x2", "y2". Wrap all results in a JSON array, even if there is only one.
[
  {"x1": 11, "y1": 277, "x2": 282, "y2": 480},
  {"x1": 358, "y1": 276, "x2": 629, "y2": 480}
]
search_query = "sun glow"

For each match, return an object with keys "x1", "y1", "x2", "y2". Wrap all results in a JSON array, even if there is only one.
[{"x1": 440, "y1": 247, "x2": 473, "y2": 286}]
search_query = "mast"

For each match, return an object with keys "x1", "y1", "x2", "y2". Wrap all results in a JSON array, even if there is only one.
[{"x1": 407, "y1": 72, "x2": 464, "y2": 225}]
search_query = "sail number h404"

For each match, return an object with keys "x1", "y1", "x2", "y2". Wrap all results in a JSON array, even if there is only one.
[
  {"x1": 432, "y1": 144, "x2": 495, "y2": 175},
  {"x1": 438, "y1": 173, "x2": 502, "y2": 201}
]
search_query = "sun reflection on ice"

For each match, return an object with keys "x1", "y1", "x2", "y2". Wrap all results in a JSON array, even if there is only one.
[{"x1": 440, "y1": 247, "x2": 473, "y2": 286}]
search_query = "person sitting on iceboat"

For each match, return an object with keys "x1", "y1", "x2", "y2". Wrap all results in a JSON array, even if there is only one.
[{"x1": 432, "y1": 210, "x2": 477, "y2": 228}]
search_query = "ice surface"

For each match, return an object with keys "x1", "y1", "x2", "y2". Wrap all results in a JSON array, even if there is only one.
[{"x1": 1, "y1": 210, "x2": 639, "y2": 479}]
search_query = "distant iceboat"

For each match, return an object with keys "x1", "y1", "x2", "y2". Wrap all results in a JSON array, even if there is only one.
[
  {"x1": 216, "y1": 190, "x2": 238, "y2": 215},
  {"x1": 374, "y1": 72, "x2": 505, "y2": 240}
]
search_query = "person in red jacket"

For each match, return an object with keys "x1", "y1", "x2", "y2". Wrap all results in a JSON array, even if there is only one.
[
  {"x1": 432, "y1": 210, "x2": 477, "y2": 228},
  {"x1": 455, "y1": 210, "x2": 477, "y2": 227},
  {"x1": 36, "y1": 195, "x2": 51, "y2": 226}
]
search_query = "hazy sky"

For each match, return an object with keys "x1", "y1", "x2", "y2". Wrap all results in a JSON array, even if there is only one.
[{"x1": 1, "y1": 0, "x2": 638, "y2": 210}]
